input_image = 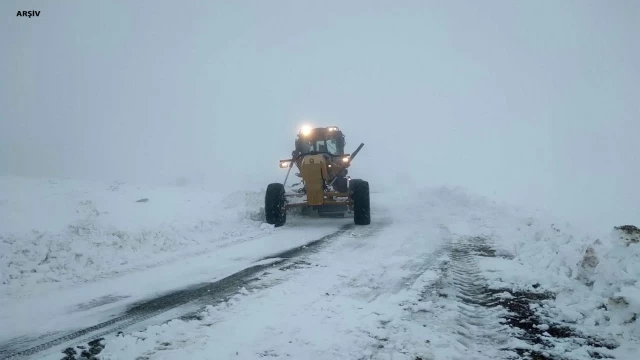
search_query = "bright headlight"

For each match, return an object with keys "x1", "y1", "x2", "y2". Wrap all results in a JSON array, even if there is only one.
[
  {"x1": 279, "y1": 161, "x2": 291, "y2": 168},
  {"x1": 300, "y1": 125, "x2": 312, "y2": 136},
  {"x1": 342, "y1": 156, "x2": 349, "y2": 163}
]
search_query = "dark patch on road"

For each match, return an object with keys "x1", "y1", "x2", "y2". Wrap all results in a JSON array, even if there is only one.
[
  {"x1": 177, "y1": 312, "x2": 205, "y2": 321},
  {"x1": 0, "y1": 331, "x2": 64, "y2": 360},
  {"x1": 467, "y1": 237, "x2": 514, "y2": 259},
  {"x1": 120, "y1": 262, "x2": 282, "y2": 315},
  {"x1": 119, "y1": 224, "x2": 353, "y2": 315},
  {"x1": 493, "y1": 288, "x2": 618, "y2": 359},
  {"x1": 279, "y1": 260, "x2": 312, "y2": 271},
  {"x1": 61, "y1": 338, "x2": 104, "y2": 360},
  {"x1": 257, "y1": 223, "x2": 354, "y2": 262},
  {"x1": 75, "y1": 295, "x2": 130, "y2": 312},
  {"x1": 466, "y1": 237, "x2": 497, "y2": 258}
]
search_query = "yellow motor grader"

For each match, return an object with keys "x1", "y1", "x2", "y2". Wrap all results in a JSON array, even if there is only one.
[{"x1": 265, "y1": 126, "x2": 370, "y2": 227}]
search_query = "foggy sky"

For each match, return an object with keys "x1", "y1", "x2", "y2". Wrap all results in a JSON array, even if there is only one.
[{"x1": 1, "y1": 0, "x2": 638, "y2": 231}]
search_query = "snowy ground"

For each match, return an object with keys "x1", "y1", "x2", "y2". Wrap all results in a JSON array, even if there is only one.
[
  {"x1": 1, "y1": 176, "x2": 638, "y2": 359},
  {"x1": 0, "y1": 176, "x2": 267, "y2": 298}
]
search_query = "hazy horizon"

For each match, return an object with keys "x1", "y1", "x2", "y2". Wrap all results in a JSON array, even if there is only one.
[{"x1": 2, "y1": 0, "x2": 638, "y2": 231}]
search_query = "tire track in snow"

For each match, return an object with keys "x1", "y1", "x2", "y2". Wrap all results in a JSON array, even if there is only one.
[
  {"x1": 0, "y1": 223, "x2": 361, "y2": 360},
  {"x1": 335, "y1": 222, "x2": 451, "y2": 306},
  {"x1": 364, "y1": 236, "x2": 512, "y2": 360},
  {"x1": 448, "y1": 238, "x2": 621, "y2": 359},
  {"x1": 446, "y1": 237, "x2": 511, "y2": 356},
  {"x1": 356, "y1": 225, "x2": 456, "y2": 359}
]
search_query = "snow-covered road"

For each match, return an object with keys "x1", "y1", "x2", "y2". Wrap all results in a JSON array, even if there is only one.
[
  {"x1": 1, "y1": 217, "x2": 357, "y2": 357},
  {"x1": 91, "y1": 208, "x2": 450, "y2": 360},
  {"x1": 1, "y1": 177, "x2": 638, "y2": 359}
]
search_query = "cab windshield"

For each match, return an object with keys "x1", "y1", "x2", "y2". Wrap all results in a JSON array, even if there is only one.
[{"x1": 298, "y1": 136, "x2": 341, "y2": 156}]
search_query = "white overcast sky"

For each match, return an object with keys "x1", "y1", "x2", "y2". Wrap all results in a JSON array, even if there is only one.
[{"x1": 1, "y1": 0, "x2": 638, "y2": 231}]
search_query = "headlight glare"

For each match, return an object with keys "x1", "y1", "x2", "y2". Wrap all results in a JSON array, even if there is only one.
[{"x1": 300, "y1": 125, "x2": 312, "y2": 136}]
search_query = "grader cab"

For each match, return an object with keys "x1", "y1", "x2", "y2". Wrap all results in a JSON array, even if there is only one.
[{"x1": 265, "y1": 126, "x2": 370, "y2": 227}]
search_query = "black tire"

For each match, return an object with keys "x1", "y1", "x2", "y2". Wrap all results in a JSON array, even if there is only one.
[
  {"x1": 265, "y1": 183, "x2": 286, "y2": 227},
  {"x1": 350, "y1": 179, "x2": 370, "y2": 225}
]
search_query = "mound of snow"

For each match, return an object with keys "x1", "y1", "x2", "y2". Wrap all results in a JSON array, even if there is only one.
[
  {"x1": 588, "y1": 226, "x2": 640, "y2": 335},
  {"x1": 0, "y1": 176, "x2": 266, "y2": 295},
  {"x1": 479, "y1": 205, "x2": 640, "y2": 341},
  {"x1": 385, "y1": 186, "x2": 640, "y2": 344},
  {"x1": 385, "y1": 186, "x2": 640, "y2": 351}
]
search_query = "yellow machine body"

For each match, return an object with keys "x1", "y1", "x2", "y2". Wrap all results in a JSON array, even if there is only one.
[{"x1": 299, "y1": 155, "x2": 328, "y2": 206}]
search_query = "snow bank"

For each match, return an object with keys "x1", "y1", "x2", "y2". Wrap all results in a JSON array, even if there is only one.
[
  {"x1": 588, "y1": 226, "x2": 640, "y2": 335},
  {"x1": 384, "y1": 185, "x2": 640, "y2": 343},
  {"x1": 476, "y1": 200, "x2": 640, "y2": 342},
  {"x1": 0, "y1": 176, "x2": 265, "y2": 295}
]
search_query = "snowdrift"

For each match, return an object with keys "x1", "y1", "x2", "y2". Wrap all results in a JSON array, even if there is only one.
[
  {"x1": 473, "y1": 196, "x2": 640, "y2": 341},
  {"x1": 384, "y1": 186, "x2": 640, "y2": 342},
  {"x1": 0, "y1": 176, "x2": 266, "y2": 296}
]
